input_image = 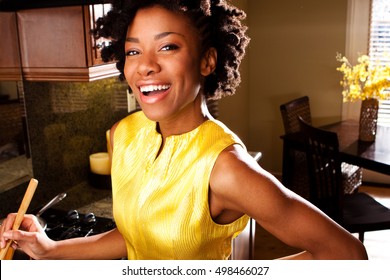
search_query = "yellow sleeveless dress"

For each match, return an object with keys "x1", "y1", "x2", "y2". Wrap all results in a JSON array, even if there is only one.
[{"x1": 111, "y1": 111, "x2": 249, "y2": 259}]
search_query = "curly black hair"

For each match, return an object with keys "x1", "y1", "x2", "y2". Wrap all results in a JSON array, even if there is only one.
[{"x1": 92, "y1": 0, "x2": 249, "y2": 100}]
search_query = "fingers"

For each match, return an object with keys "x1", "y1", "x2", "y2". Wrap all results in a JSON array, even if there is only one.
[
  {"x1": 1, "y1": 213, "x2": 51, "y2": 260},
  {"x1": 3, "y1": 228, "x2": 33, "y2": 243},
  {"x1": 20, "y1": 215, "x2": 45, "y2": 233},
  {"x1": 0, "y1": 213, "x2": 16, "y2": 248},
  {"x1": 1, "y1": 213, "x2": 17, "y2": 230},
  {"x1": 11, "y1": 241, "x2": 19, "y2": 250},
  {"x1": 2, "y1": 228, "x2": 42, "y2": 255},
  {"x1": 1, "y1": 230, "x2": 15, "y2": 249},
  {"x1": 0, "y1": 214, "x2": 42, "y2": 248}
]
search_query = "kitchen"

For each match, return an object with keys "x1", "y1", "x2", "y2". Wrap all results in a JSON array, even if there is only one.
[
  {"x1": 0, "y1": 1, "x2": 129, "y2": 214},
  {"x1": 1, "y1": 0, "x2": 389, "y2": 261}
]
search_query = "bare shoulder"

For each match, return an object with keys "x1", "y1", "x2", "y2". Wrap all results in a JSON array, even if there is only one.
[
  {"x1": 110, "y1": 121, "x2": 120, "y2": 135},
  {"x1": 211, "y1": 144, "x2": 315, "y2": 221},
  {"x1": 209, "y1": 145, "x2": 292, "y2": 220},
  {"x1": 108, "y1": 121, "x2": 120, "y2": 151},
  {"x1": 210, "y1": 144, "x2": 282, "y2": 196}
]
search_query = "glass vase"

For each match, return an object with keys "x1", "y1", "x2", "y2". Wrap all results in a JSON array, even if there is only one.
[{"x1": 359, "y1": 98, "x2": 379, "y2": 142}]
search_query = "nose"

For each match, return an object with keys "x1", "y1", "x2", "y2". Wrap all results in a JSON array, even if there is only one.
[{"x1": 137, "y1": 53, "x2": 161, "y2": 76}]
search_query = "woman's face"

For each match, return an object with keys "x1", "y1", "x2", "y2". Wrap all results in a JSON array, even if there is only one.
[{"x1": 124, "y1": 6, "x2": 209, "y2": 123}]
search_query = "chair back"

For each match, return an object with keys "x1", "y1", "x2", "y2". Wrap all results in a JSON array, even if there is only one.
[
  {"x1": 298, "y1": 117, "x2": 343, "y2": 222},
  {"x1": 280, "y1": 96, "x2": 311, "y2": 134}
]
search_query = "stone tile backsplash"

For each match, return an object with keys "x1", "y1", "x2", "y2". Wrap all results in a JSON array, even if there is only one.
[{"x1": 22, "y1": 77, "x2": 129, "y2": 205}]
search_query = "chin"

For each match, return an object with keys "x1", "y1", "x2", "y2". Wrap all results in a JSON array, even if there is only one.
[{"x1": 140, "y1": 108, "x2": 168, "y2": 122}]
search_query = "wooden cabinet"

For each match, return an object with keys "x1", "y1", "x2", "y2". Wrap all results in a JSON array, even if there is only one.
[
  {"x1": 0, "y1": 12, "x2": 22, "y2": 81},
  {"x1": 17, "y1": 4, "x2": 119, "y2": 81}
]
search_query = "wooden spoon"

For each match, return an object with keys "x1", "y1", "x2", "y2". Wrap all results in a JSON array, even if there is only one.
[{"x1": 0, "y1": 178, "x2": 38, "y2": 260}]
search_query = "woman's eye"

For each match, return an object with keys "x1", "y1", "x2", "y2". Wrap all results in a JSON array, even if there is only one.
[
  {"x1": 125, "y1": 50, "x2": 139, "y2": 56},
  {"x1": 161, "y1": 44, "x2": 179, "y2": 51}
]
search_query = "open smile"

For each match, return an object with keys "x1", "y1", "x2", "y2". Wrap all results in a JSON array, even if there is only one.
[{"x1": 140, "y1": 84, "x2": 171, "y2": 96}]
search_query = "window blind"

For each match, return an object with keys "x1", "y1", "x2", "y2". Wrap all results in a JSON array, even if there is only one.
[{"x1": 369, "y1": 0, "x2": 390, "y2": 126}]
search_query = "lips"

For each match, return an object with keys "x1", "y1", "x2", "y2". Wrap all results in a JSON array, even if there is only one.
[{"x1": 137, "y1": 83, "x2": 171, "y2": 104}]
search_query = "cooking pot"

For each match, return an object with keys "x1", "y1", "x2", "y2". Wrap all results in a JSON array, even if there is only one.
[
  {"x1": 35, "y1": 193, "x2": 67, "y2": 230},
  {"x1": 0, "y1": 192, "x2": 66, "y2": 230}
]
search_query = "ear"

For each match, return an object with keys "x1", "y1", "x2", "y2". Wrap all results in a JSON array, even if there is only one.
[{"x1": 200, "y1": 47, "x2": 217, "y2": 76}]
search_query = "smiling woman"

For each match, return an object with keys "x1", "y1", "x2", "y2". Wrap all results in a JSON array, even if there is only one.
[{"x1": 0, "y1": 0, "x2": 368, "y2": 260}]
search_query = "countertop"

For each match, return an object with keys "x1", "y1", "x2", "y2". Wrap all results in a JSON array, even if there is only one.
[
  {"x1": 78, "y1": 196, "x2": 113, "y2": 219},
  {"x1": 50, "y1": 180, "x2": 113, "y2": 219}
]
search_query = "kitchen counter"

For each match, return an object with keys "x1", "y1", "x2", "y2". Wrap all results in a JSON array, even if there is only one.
[
  {"x1": 0, "y1": 179, "x2": 113, "y2": 220},
  {"x1": 77, "y1": 196, "x2": 113, "y2": 219},
  {"x1": 51, "y1": 180, "x2": 113, "y2": 219}
]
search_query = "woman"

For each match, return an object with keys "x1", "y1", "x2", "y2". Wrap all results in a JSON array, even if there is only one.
[{"x1": 0, "y1": 0, "x2": 367, "y2": 260}]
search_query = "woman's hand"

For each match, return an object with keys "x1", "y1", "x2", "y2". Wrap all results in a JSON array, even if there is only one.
[{"x1": 0, "y1": 213, "x2": 56, "y2": 259}]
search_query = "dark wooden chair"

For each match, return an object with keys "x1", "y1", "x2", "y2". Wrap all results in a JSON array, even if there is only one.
[
  {"x1": 281, "y1": 96, "x2": 312, "y2": 134},
  {"x1": 280, "y1": 96, "x2": 362, "y2": 199},
  {"x1": 299, "y1": 117, "x2": 390, "y2": 242},
  {"x1": 280, "y1": 96, "x2": 312, "y2": 198}
]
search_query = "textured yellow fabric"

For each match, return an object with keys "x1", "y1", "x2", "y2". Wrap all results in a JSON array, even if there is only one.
[{"x1": 111, "y1": 111, "x2": 249, "y2": 259}]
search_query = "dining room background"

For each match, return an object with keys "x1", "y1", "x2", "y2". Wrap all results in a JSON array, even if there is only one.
[{"x1": 217, "y1": 0, "x2": 390, "y2": 185}]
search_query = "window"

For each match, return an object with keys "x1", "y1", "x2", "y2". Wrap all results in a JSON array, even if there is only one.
[
  {"x1": 369, "y1": 0, "x2": 390, "y2": 126},
  {"x1": 345, "y1": 0, "x2": 390, "y2": 183}
]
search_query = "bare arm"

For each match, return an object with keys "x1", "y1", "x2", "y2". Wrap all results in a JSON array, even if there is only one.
[
  {"x1": 209, "y1": 145, "x2": 367, "y2": 260},
  {"x1": 44, "y1": 228, "x2": 127, "y2": 260}
]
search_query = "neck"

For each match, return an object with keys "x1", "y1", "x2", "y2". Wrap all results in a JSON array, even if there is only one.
[{"x1": 157, "y1": 95, "x2": 212, "y2": 139}]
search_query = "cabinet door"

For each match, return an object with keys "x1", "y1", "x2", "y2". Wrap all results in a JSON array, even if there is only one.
[
  {"x1": 0, "y1": 12, "x2": 22, "y2": 80},
  {"x1": 17, "y1": 5, "x2": 119, "y2": 81},
  {"x1": 18, "y1": 6, "x2": 87, "y2": 69}
]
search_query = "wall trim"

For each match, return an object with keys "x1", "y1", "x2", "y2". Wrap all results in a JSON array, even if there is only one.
[{"x1": 342, "y1": 0, "x2": 371, "y2": 121}]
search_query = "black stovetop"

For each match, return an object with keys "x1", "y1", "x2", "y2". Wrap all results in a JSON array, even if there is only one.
[
  {"x1": 12, "y1": 208, "x2": 116, "y2": 259},
  {"x1": 39, "y1": 208, "x2": 116, "y2": 240}
]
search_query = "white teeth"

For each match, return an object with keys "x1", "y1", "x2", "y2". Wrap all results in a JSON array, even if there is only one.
[{"x1": 140, "y1": 84, "x2": 170, "y2": 93}]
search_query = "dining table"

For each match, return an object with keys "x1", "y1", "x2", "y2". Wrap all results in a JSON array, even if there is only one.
[
  {"x1": 281, "y1": 119, "x2": 390, "y2": 192},
  {"x1": 320, "y1": 120, "x2": 390, "y2": 176}
]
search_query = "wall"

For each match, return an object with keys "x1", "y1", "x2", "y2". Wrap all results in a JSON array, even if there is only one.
[
  {"x1": 218, "y1": 0, "x2": 250, "y2": 143},
  {"x1": 22, "y1": 77, "x2": 128, "y2": 208},
  {"x1": 219, "y1": 0, "x2": 348, "y2": 174}
]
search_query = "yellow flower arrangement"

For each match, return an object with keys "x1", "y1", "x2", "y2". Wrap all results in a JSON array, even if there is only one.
[{"x1": 336, "y1": 53, "x2": 390, "y2": 102}]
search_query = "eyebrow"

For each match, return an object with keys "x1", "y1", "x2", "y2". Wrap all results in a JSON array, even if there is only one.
[{"x1": 126, "y1": 31, "x2": 184, "y2": 43}]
